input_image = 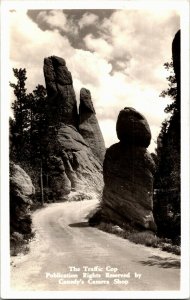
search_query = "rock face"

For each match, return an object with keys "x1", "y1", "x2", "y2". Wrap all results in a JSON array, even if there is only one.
[
  {"x1": 43, "y1": 56, "x2": 105, "y2": 199},
  {"x1": 79, "y1": 88, "x2": 105, "y2": 163},
  {"x1": 10, "y1": 162, "x2": 35, "y2": 235},
  {"x1": 56, "y1": 124, "x2": 103, "y2": 194},
  {"x1": 44, "y1": 56, "x2": 78, "y2": 127},
  {"x1": 47, "y1": 156, "x2": 71, "y2": 200},
  {"x1": 172, "y1": 30, "x2": 180, "y2": 91},
  {"x1": 116, "y1": 107, "x2": 151, "y2": 147},
  {"x1": 101, "y1": 107, "x2": 156, "y2": 231}
]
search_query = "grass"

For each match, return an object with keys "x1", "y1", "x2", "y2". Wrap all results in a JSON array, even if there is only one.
[
  {"x1": 97, "y1": 222, "x2": 180, "y2": 255},
  {"x1": 127, "y1": 231, "x2": 159, "y2": 247}
]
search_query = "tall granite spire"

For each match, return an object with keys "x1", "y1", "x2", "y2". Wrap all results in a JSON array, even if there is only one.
[
  {"x1": 79, "y1": 88, "x2": 105, "y2": 163},
  {"x1": 42, "y1": 56, "x2": 104, "y2": 199},
  {"x1": 43, "y1": 55, "x2": 78, "y2": 127}
]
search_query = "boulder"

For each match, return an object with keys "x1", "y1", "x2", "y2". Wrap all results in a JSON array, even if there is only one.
[
  {"x1": 116, "y1": 107, "x2": 151, "y2": 147},
  {"x1": 10, "y1": 162, "x2": 35, "y2": 235},
  {"x1": 79, "y1": 88, "x2": 105, "y2": 163},
  {"x1": 10, "y1": 162, "x2": 35, "y2": 205},
  {"x1": 101, "y1": 108, "x2": 157, "y2": 231}
]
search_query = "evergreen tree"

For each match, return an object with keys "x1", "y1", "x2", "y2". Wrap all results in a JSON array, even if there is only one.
[
  {"x1": 10, "y1": 69, "x2": 49, "y2": 204},
  {"x1": 30, "y1": 84, "x2": 48, "y2": 204},
  {"x1": 154, "y1": 60, "x2": 180, "y2": 242},
  {"x1": 29, "y1": 85, "x2": 48, "y2": 162},
  {"x1": 10, "y1": 68, "x2": 31, "y2": 162}
]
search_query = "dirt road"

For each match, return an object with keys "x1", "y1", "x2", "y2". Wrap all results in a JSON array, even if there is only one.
[{"x1": 11, "y1": 199, "x2": 180, "y2": 291}]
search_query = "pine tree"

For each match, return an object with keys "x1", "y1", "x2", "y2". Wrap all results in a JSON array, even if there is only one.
[
  {"x1": 154, "y1": 60, "x2": 180, "y2": 242},
  {"x1": 30, "y1": 85, "x2": 49, "y2": 204},
  {"x1": 10, "y1": 68, "x2": 31, "y2": 162},
  {"x1": 10, "y1": 69, "x2": 49, "y2": 204}
]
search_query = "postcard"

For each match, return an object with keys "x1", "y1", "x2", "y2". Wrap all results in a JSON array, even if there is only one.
[{"x1": 1, "y1": 0, "x2": 189, "y2": 299}]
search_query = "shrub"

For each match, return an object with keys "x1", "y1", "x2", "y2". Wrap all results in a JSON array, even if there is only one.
[
  {"x1": 95, "y1": 221, "x2": 180, "y2": 255},
  {"x1": 127, "y1": 231, "x2": 158, "y2": 247}
]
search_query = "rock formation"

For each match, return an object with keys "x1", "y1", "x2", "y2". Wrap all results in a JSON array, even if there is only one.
[
  {"x1": 116, "y1": 107, "x2": 151, "y2": 147},
  {"x1": 56, "y1": 124, "x2": 103, "y2": 194},
  {"x1": 10, "y1": 162, "x2": 35, "y2": 236},
  {"x1": 172, "y1": 30, "x2": 180, "y2": 93},
  {"x1": 43, "y1": 56, "x2": 105, "y2": 199},
  {"x1": 100, "y1": 107, "x2": 156, "y2": 231},
  {"x1": 79, "y1": 88, "x2": 105, "y2": 163},
  {"x1": 43, "y1": 56, "x2": 78, "y2": 127},
  {"x1": 47, "y1": 155, "x2": 71, "y2": 200}
]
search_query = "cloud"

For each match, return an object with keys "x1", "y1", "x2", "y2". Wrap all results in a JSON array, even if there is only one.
[
  {"x1": 36, "y1": 10, "x2": 78, "y2": 35},
  {"x1": 84, "y1": 9, "x2": 179, "y2": 86},
  {"x1": 83, "y1": 34, "x2": 112, "y2": 59},
  {"x1": 81, "y1": 9, "x2": 180, "y2": 132},
  {"x1": 78, "y1": 12, "x2": 99, "y2": 29},
  {"x1": 69, "y1": 49, "x2": 112, "y2": 87},
  {"x1": 9, "y1": 9, "x2": 180, "y2": 153},
  {"x1": 9, "y1": 10, "x2": 76, "y2": 92},
  {"x1": 37, "y1": 10, "x2": 67, "y2": 29},
  {"x1": 80, "y1": 9, "x2": 179, "y2": 153}
]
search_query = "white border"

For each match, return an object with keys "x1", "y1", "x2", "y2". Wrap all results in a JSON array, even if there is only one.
[
  {"x1": 180, "y1": 3, "x2": 190, "y2": 298},
  {"x1": 1, "y1": 1, "x2": 189, "y2": 299},
  {"x1": 1, "y1": 1, "x2": 11, "y2": 299}
]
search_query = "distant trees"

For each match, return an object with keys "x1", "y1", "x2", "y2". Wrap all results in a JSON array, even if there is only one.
[{"x1": 153, "y1": 60, "x2": 180, "y2": 243}]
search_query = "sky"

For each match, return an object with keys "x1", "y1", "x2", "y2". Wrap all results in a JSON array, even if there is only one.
[{"x1": 9, "y1": 8, "x2": 180, "y2": 152}]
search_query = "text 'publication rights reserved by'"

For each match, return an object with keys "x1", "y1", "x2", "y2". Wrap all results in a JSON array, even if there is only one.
[{"x1": 45, "y1": 265, "x2": 142, "y2": 286}]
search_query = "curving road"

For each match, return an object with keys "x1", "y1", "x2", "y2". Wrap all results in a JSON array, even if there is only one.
[{"x1": 11, "y1": 199, "x2": 180, "y2": 291}]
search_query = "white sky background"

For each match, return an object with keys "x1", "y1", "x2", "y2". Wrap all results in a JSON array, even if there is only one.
[{"x1": 9, "y1": 8, "x2": 180, "y2": 153}]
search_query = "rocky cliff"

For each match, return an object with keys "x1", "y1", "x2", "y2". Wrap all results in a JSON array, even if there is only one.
[
  {"x1": 10, "y1": 162, "x2": 35, "y2": 237},
  {"x1": 43, "y1": 56, "x2": 105, "y2": 199},
  {"x1": 97, "y1": 107, "x2": 156, "y2": 231}
]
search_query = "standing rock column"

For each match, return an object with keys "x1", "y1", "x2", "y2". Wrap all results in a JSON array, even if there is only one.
[
  {"x1": 79, "y1": 88, "x2": 105, "y2": 163},
  {"x1": 102, "y1": 107, "x2": 156, "y2": 231},
  {"x1": 43, "y1": 55, "x2": 78, "y2": 127},
  {"x1": 43, "y1": 56, "x2": 104, "y2": 198}
]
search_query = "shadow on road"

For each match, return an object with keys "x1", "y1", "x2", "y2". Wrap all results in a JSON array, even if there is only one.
[
  {"x1": 139, "y1": 255, "x2": 180, "y2": 269},
  {"x1": 69, "y1": 221, "x2": 89, "y2": 227}
]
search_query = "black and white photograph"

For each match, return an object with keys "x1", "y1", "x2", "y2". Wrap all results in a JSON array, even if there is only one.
[{"x1": 0, "y1": 0, "x2": 189, "y2": 299}]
